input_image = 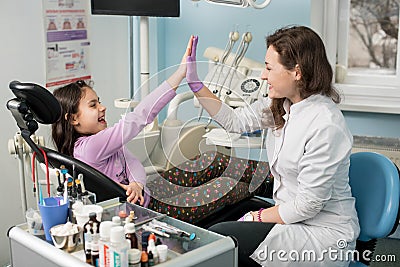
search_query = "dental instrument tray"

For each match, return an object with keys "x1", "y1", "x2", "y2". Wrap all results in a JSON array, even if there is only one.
[{"x1": 8, "y1": 197, "x2": 238, "y2": 267}]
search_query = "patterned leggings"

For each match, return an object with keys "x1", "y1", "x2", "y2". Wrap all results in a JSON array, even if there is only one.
[{"x1": 147, "y1": 151, "x2": 271, "y2": 224}]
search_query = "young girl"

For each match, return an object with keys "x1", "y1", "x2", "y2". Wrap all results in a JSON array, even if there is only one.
[
  {"x1": 51, "y1": 37, "x2": 270, "y2": 223},
  {"x1": 52, "y1": 40, "x2": 191, "y2": 206}
]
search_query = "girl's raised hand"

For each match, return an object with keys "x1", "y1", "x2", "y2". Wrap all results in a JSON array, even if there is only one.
[
  {"x1": 175, "y1": 35, "x2": 194, "y2": 80},
  {"x1": 186, "y1": 35, "x2": 204, "y2": 92},
  {"x1": 166, "y1": 35, "x2": 194, "y2": 89}
]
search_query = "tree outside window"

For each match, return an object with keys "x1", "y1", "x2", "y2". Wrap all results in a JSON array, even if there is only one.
[{"x1": 348, "y1": 0, "x2": 398, "y2": 74}]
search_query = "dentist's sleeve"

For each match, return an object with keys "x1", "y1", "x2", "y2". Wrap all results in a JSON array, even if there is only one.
[{"x1": 212, "y1": 98, "x2": 270, "y2": 133}]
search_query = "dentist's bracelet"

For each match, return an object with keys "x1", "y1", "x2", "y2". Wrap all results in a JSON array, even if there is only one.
[{"x1": 257, "y1": 208, "x2": 265, "y2": 222}]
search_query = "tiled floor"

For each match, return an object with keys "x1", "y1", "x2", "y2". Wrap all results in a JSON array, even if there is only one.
[{"x1": 370, "y1": 225, "x2": 400, "y2": 266}]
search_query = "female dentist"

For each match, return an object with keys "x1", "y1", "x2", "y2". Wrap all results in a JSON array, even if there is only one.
[{"x1": 185, "y1": 26, "x2": 360, "y2": 267}]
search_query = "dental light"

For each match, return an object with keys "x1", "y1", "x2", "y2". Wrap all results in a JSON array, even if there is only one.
[{"x1": 204, "y1": 0, "x2": 271, "y2": 9}]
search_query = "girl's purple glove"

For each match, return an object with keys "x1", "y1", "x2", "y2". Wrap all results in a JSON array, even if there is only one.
[{"x1": 186, "y1": 36, "x2": 204, "y2": 93}]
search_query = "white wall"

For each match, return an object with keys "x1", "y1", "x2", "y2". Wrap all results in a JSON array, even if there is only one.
[{"x1": 0, "y1": 1, "x2": 132, "y2": 264}]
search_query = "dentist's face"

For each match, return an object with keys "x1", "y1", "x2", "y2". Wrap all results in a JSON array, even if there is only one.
[
  {"x1": 261, "y1": 45, "x2": 302, "y2": 104},
  {"x1": 71, "y1": 87, "x2": 107, "y2": 135}
]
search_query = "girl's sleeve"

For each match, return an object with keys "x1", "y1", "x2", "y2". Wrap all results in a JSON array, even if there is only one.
[
  {"x1": 124, "y1": 148, "x2": 147, "y2": 185},
  {"x1": 82, "y1": 81, "x2": 176, "y2": 162}
]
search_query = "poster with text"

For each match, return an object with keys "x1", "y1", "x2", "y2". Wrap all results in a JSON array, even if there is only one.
[{"x1": 43, "y1": 0, "x2": 91, "y2": 88}]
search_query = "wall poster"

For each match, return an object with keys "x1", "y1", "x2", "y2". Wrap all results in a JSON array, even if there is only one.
[{"x1": 43, "y1": 0, "x2": 91, "y2": 88}]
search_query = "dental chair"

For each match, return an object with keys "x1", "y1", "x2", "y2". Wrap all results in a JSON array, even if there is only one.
[
  {"x1": 7, "y1": 81, "x2": 126, "y2": 203},
  {"x1": 124, "y1": 91, "x2": 232, "y2": 175},
  {"x1": 349, "y1": 152, "x2": 400, "y2": 266}
]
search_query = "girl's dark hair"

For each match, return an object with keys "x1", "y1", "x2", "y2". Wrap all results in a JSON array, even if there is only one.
[
  {"x1": 52, "y1": 80, "x2": 90, "y2": 156},
  {"x1": 267, "y1": 25, "x2": 340, "y2": 129}
]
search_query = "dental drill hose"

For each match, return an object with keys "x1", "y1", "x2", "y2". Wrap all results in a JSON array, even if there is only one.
[{"x1": 198, "y1": 28, "x2": 239, "y2": 123}]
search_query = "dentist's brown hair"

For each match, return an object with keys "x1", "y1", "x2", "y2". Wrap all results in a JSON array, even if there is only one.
[{"x1": 267, "y1": 26, "x2": 340, "y2": 129}]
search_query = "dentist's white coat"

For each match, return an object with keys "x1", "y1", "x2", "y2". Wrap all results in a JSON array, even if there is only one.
[{"x1": 213, "y1": 94, "x2": 360, "y2": 266}]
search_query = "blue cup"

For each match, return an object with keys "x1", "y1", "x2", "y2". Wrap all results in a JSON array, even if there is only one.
[{"x1": 38, "y1": 197, "x2": 69, "y2": 242}]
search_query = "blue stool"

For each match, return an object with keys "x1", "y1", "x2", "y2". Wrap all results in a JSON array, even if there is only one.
[{"x1": 349, "y1": 152, "x2": 400, "y2": 266}]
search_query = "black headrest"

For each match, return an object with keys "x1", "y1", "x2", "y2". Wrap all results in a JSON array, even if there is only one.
[{"x1": 9, "y1": 81, "x2": 61, "y2": 124}]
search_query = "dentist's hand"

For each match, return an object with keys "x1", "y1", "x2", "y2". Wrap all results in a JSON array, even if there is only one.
[{"x1": 186, "y1": 35, "x2": 204, "y2": 93}]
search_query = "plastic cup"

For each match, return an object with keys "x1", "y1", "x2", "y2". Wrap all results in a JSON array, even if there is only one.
[
  {"x1": 72, "y1": 204, "x2": 103, "y2": 227},
  {"x1": 38, "y1": 197, "x2": 69, "y2": 242},
  {"x1": 25, "y1": 209, "x2": 44, "y2": 236},
  {"x1": 156, "y1": 244, "x2": 168, "y2": 262}
]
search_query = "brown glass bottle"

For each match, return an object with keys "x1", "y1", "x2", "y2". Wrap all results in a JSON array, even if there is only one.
[
  {"x1": 85, "y1": 241, "x2": 92, "y2": 265},
  {"x1": 91, "y1": 242, "x2": 99, "y2": 266},
  {"x1": 124, "y1": 223, "x2": 138, "y2": 249},
  {"x1": 83, "y1": 212, "x2": 101, "y2": 251}
]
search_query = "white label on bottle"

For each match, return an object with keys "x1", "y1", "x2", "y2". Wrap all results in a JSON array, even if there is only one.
[{"x1": 84, "y1": 232, "x2": 92, "y2": 243}]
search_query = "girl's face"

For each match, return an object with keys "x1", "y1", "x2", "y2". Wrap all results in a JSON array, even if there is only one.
[
  {"x1": 261, "y1": 45, "x2": 302, "y2": 104},
  {"x1": 71, "y1": 87, "x2": 107, "y2": 135}
]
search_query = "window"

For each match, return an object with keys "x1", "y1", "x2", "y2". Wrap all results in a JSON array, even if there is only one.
[{"x1": 311, "y1": 0, "x2": 400, "y2": 114}]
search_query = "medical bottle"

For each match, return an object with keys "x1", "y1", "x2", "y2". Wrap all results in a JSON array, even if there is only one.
[
  {"x1": 84, "y1": 212, "x2": 101, "y2": 246},
  {"x1": 124, "y1": 223, "x2": 138, "y2": 249},
  {"x1": 109, "y1": 226, "x2": 129, "y2": 267},
  {"x1": 85, "y1": 241, "x2": 92, "y2": 265},
  {"x1": 140, "y1": 251, "x2": 148, "y2": 267},
  {"x1": 112, "y1": 216, "x2": 122, "y2": 227},
  {"x1": 99, "y1": 221, "x2": 113, "y2": 267},
  {"x1": 147, "y1": 251, "x2": 154, "y2": 267},
  {"x1": 141, "y1": 231, "x2": 151, "y2": 252},
  {"x1": 91, "y1": 242, "x2": 100, "y2": 267},
  {"x1": 147, "y1": 239, "x2": 158, "y2": 264},
  {"x1": 148, "y1": 233, "x2": 156, "y2": 243}
]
